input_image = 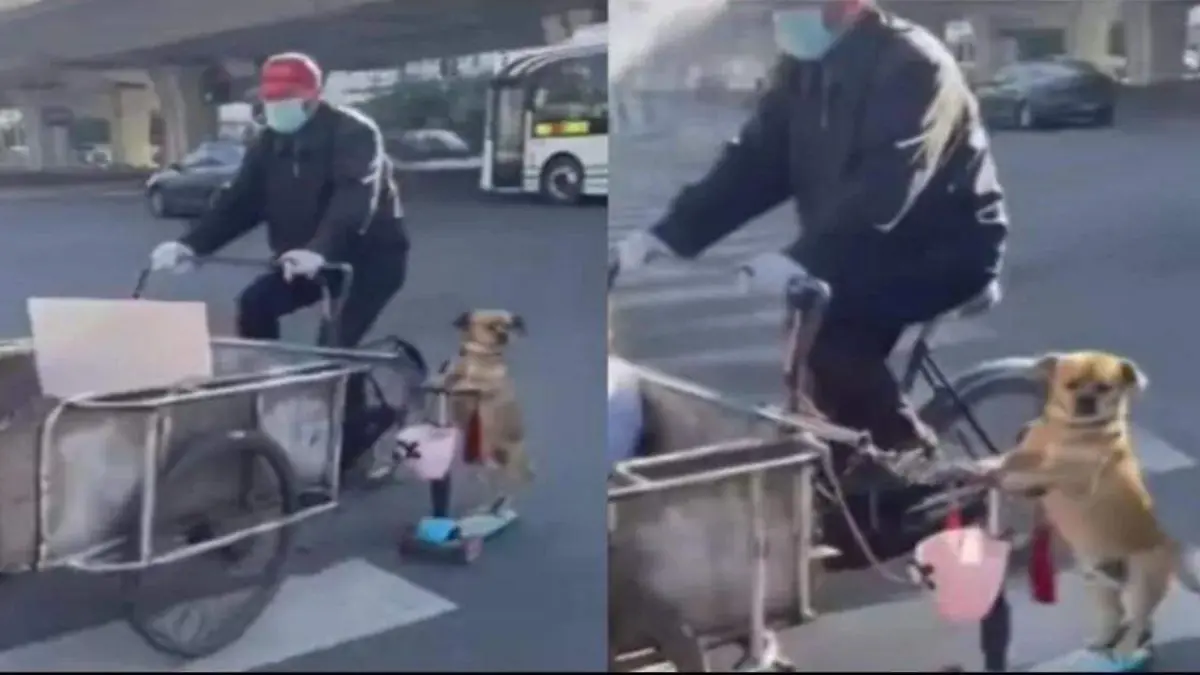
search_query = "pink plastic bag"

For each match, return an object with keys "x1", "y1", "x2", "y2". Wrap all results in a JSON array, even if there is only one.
[
  {"x1": 395, "y1": 424, "x2": 460, "y2": 481},
  {"x1": 915, "y1": 526, "x2": 1011, "y2": 623}
]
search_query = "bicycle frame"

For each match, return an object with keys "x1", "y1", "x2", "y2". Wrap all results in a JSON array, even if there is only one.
[{"x1": 899, "y1": 335, "x2": 1002, "y2": 457}]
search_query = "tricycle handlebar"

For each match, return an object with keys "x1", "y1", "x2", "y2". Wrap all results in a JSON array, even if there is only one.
[
  {"x1": 608, "y1": 252, "x2": 833, "y2": 415},
  {"x1": 131, "y1": 255, "x2": 355, "y2": 348}
]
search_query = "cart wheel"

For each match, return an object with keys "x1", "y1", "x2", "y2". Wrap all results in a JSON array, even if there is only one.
[
  {"x1": 123, "y1": 430, "x2": 298, "y2": 659},
  {"x1": 347, "y1": 337, "x2": 429, "y2": 492},
  {"x1": 657, "y1": 617, "x2": 708, "y2": 672},
  {"x1": 397, "y1": 525, "x2": 419, "y2": 556},
  {"x1": 460, "y1": 537, "x2": 483, "y2": 564}
]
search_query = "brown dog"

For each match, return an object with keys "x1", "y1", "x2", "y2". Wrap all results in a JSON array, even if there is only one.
[
  {"x1": 992, "y1": 351, "x2": 1200, "y2": 656},
  {"x1": 444, "y1": 309, "x2": 532, "y2": 508}
]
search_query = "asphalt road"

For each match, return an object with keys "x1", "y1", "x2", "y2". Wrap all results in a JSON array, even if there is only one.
[
  {"x1": 610, "y1": 105, "x2": 1200, "y2": 670},
  {"x1": 0, "y1": 185, "x2": 608, "y2": 671}
]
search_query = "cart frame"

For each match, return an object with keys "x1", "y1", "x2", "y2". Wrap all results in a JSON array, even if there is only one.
[{"x1": 0, "y1": 257, "x2": 429, "y2": 659}]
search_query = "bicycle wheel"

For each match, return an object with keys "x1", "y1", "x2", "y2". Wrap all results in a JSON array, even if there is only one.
[
  {"x1": 916, "y1": 363, "x2": 1044, "y2": 549},
  {"x1": 347, "y1": 336, "x2": 430, "y2": 487},
  {"x1": 124, "y1": 431, "x2": 298, "y2": 658}
]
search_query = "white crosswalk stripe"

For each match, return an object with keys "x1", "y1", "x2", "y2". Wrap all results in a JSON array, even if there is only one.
[
  {"x1": 0, "y1": 559, "x2": 457, "y2": 671},
  {"x1": 784, "y1": 546, "x2": 1200, "y2": 672}
]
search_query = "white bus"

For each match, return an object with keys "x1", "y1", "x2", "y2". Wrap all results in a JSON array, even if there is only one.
[{"x1": 480, "y1": 25, "x2": 607, "y2": 205}]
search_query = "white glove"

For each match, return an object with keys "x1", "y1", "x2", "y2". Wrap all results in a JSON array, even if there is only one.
[
  {"x1": 611, "y1": 231, "x2": 673, "y2": 276},
  {"x1": 736, "y1": 251, "x2": 809, "y2": 296},
  {"x1": 149, "y1": 241, "x2": 195, "y2": 274},
  {"x1": 278, "y1": 249, "x2": 326, "y2": 282}
]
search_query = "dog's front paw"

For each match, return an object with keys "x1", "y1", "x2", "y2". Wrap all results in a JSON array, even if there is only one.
[{"x1": 1109, "y1": 624, "x2": 1153, "y2": 656}]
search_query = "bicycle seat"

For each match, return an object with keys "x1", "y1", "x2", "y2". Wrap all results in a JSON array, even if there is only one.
[{"x1": 948, "y1": 280, "x2": 1002, "y2": 320}]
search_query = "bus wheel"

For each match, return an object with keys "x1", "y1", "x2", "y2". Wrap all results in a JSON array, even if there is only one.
[{"x1": 540, "y1": 155, "x2": 584, "y2": 206}]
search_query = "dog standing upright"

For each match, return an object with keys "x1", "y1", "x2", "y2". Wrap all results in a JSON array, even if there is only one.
[
  {"x1": 442, "y1": 310, "x2": 533, "y2": 511},
  {"x1": 992, "y1": 351, "x2": 1200, "y2": 659}
]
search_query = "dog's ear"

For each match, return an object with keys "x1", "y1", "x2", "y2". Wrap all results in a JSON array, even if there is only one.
[
  {"x1": 510, "y1": 314, "x2": 526, "y2": 335},
  {"x1": 452, "y1": 312, "x2": 471, "y2": 330},
  {"x1": 1120, "y1": 359, "x2": 1148, "y2": 393},
  {"x1": 1034, "y1": 353, "x2": 1060, "y2": 382}
]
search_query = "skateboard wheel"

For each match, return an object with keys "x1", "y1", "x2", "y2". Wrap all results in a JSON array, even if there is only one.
[{"x1": 460, "y1": 537, "x2": 483, "y2": 564}]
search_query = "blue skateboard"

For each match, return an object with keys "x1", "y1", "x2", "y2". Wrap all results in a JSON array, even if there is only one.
[
  {"x1": 1028, "y1": 646, "x2": 1152, "y2": 673},
  {"x1": 400, "y1": 499, "x2": 518, "y2": 564}
]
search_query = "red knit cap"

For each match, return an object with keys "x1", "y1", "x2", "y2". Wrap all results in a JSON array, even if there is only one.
[
  {"x1": 260, "y1": 52, "x2": 323, "y2": 102},
  {"x1": 822, "y1": 0, "x2": 870, "y2": 29}
]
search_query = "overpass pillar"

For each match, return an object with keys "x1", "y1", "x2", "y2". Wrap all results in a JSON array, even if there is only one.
[
  {"x1": 968, "y1": 13, "x2": 1008, "y2": 82},
  {"x1": 1122, "y1": 0, "x2": 1190, "y2": 84},
  {"x1": 1067, "y1": 0, "x2": 1118, "y2": 67},
  {"x1": 149, "y1": 66, "x2": 217, "y2": 165},
  {"x1": 105, "y1": 85, "x2": 156, "y2": 167},
  {"x1": 10, "y1": 91, "x2": 72, "y2": 171}
]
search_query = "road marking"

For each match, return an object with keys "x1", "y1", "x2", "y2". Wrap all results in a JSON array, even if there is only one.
[
  {"x1": 0, "y1": 559, "x2": 456, "y2": 672},
  {"x1": 676, "y1": 307, "x2": 786, "y2": 331},
  {"x1": 788, "y1": 551, "x2": 1200, "y2": 672},
  {"x1": 641, "y1": 321, "x2": 995, "y2": 371},
  {"x1": 394, "y1": 157, "x2": 482, "y2": 171},
  {"x1": 612, "y1": 280, "x2": 749, "y2": 309},
  {"x1": 1131, "y1": 424, "x2": 1196, "y2": 473},
  {"x1": 0, "y1": 187, "x2": 142, "y2": 202},
  {"x1": 614, "y1": 265, "x2": 733, "y2": 284}
]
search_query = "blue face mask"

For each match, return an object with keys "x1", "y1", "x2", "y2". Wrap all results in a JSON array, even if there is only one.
[
  {"x1": 263, "y1": 98, "x2": 311, "y2": 134},
  {"x1": 773, "y1": 9, "x2": 843, "y2": 61}
]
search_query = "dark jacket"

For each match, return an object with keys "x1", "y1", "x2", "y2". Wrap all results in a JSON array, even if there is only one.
[
  {"x1": 182, "y1": 102, "x2": 409, "y2": 261},
  {"x1": 651, "y1": 10, "x2": 1007, "y2": 325}
]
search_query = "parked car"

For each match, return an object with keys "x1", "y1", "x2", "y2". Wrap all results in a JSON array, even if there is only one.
[
  {"x1": 976, "y1": 59, "x2": 1117, "y2": 130},
  {"x1": 387, "y1": 129, "x2": 474, "y2": 164},
  {"x1": 76, "y1": 144, "x2": 113, "y2": 168},
  {"x1": 145, "y1": 139, "x2": 244, "y2": 219}
]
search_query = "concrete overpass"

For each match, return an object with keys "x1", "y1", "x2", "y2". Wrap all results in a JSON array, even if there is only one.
[
  {"x1": 0, "y1": 0, "x2": 605, "y2": 169},
  {"x1": 616, "y1": 0, "x2": 1194, "y2": 101}
]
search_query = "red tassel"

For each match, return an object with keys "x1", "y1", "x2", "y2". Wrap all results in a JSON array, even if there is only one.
[
  {"x1": 462, "y1": 410, "x2": 483, "y2": 465},
  {"x1": 944, "y1": 506, "x2": 962, "y2": 531},
  {"x1": 1029, "y1": 524, "x2": 1056, "y2": 604}
]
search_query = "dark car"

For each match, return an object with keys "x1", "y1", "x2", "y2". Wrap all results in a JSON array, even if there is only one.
[
  {"x1": 386, "y1": 129, "x2": 474, "y2": 164},
  {"x1": 144, "y1": 139, "x2": 245, "y2": 219},
  {"x1": 977, "y1": 59, "x2": 1117, "y2": 130}
]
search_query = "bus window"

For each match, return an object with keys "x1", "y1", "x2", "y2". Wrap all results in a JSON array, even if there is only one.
[{"x1": 531, "y1": 53, "x2": 608, "y2": 136}]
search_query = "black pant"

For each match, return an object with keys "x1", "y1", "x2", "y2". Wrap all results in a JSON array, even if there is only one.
[
  {"x1": 237, "y1": 244, "x2": 407, "y2": 470},
  {"x1": 809, "y1": 275, "x2": 989, "y2": 454},
  {"x1": 809, "y1": 315, "x2": 933, "y2": 453}
]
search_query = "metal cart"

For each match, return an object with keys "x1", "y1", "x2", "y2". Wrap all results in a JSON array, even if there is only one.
[{"x1": 0, "y1": 258, "x2": 428, "y2": 659}]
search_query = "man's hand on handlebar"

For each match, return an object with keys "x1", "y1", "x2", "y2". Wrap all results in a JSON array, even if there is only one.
[
  {"x1": 149, "y1": 240, "x2": 196, "y2": 274},
  {"x1": 609, "y1": 231, "x2": 673, "y2": 281},
  {"x1": 148, "y1": 242, "x2": 332, "y2": 283},
  {"x1": 736, "y1": 251, "x2": 810, "y2": 296},
  {"x1": 278, "y1": 249, "x2": 327, "y2": 282}
]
